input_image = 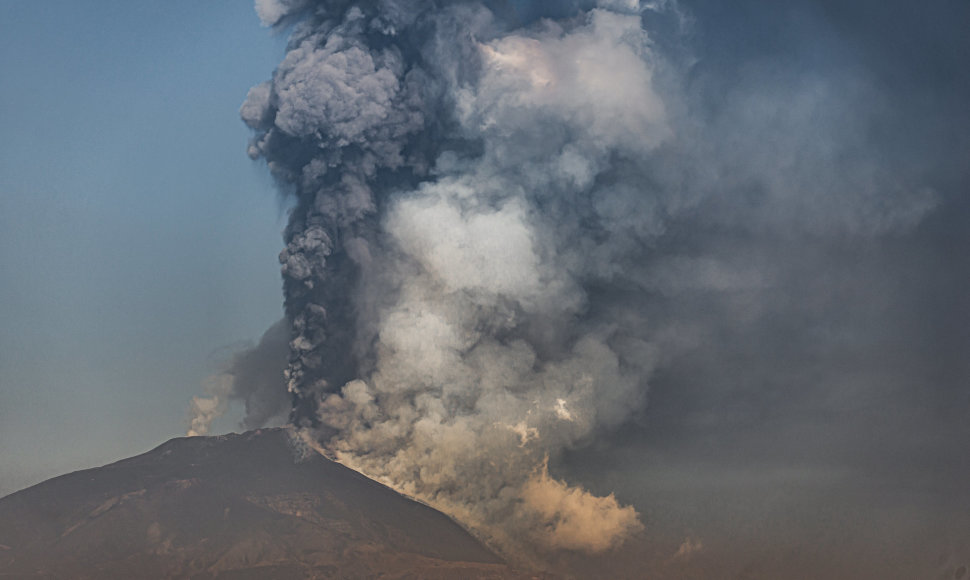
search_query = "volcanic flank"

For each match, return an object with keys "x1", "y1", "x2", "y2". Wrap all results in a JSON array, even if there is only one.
[{"x1": 0, "y1": 429, "x2": 549, "y2": 579}]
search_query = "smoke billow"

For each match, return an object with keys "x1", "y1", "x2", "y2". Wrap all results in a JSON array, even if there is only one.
[
  {"x1": 233, "y1": 0, "x2": 677, "y2": 557},
  {"x1": 210, "y1": 0, "x2": 941, "y2": 566}
]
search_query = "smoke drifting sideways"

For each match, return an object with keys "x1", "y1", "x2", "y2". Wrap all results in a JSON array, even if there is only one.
[
  {"x1": 188, "y1": 319, "x2": 291, "y2": 437},
  {"x1": 189, "y1": 0, "x2": 942, "y2": 567}
]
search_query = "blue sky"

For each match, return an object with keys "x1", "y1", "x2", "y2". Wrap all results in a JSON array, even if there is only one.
[{"x1": 0, "y1": 1, "x2": 289, "y2": 496}]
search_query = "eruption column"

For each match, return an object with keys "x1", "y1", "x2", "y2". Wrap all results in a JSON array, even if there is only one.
[{"x1": 240, "y1": 0, "x2": 667, "y2": 559}]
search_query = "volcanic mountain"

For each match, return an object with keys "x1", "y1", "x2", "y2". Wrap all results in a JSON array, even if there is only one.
[{"x1": 0, "y1": 429, "x2": 547, "y2": 579}]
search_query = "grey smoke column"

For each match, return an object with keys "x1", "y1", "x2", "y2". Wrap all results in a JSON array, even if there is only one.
[
  {"x1": 242, "y1": 0, "x2": 443, "y2": 424},
  {"x1": 242, "y1": 0, "x2": 668, "y2": 557},
  {"x1": 240, "y1": 0, "x2": 937, "y2": 563}
]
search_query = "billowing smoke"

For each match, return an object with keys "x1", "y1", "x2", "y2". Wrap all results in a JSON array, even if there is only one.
[
  {"x1": 237, "y1": 0, "x2": 671, "y2": 557},
  {"x1": 227, "y1": 0, "x2": 938, "y2": 566}
]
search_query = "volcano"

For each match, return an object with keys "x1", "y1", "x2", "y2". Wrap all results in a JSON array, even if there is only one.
[{"x1": 0, "y1": 429, "x2": 547, "y2": 579}]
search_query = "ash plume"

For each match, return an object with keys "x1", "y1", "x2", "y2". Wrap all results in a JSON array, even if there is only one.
[{"x1": 231, "y1": 0, "x2": 939, "y2": 566}]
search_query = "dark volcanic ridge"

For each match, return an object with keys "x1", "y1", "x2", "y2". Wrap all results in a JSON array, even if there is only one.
[{"x1": 0, "y1": 429, "x2": 549, "y2": 579}]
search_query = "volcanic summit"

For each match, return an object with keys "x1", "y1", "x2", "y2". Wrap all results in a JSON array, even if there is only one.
[{"x1": 0, "y1": 429, "x2": 548, "y2": 579}]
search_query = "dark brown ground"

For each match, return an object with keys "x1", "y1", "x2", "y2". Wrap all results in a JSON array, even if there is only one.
[{"x1": 0, "y1": 429, "x2": 549, "y2": 579}]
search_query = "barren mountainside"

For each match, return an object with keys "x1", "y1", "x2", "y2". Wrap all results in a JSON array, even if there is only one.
[{"x1": 0, "y1": 429, "x2": 547, "y2": 579}]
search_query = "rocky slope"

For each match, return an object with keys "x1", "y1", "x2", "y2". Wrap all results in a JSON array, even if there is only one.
[{"x1": 0, "y1": 429, "x2": 546, "y2": 579}]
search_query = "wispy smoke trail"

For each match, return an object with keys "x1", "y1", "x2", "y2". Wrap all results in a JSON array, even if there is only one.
[
  {"x1": 225, "y1": 0, "x2": 936, "y2": 565},
  {"x1": 188, "y1": 319, "x2": 290, "y2": 437}
]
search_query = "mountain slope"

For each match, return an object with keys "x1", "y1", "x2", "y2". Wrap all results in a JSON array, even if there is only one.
[{"x1": 0, "y1": 429, "x2": 544, "y2": 579}]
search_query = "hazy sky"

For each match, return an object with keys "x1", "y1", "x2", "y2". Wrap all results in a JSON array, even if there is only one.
[{"x1": 0, "y1": 1, "x2": 288, "y2": 496}]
